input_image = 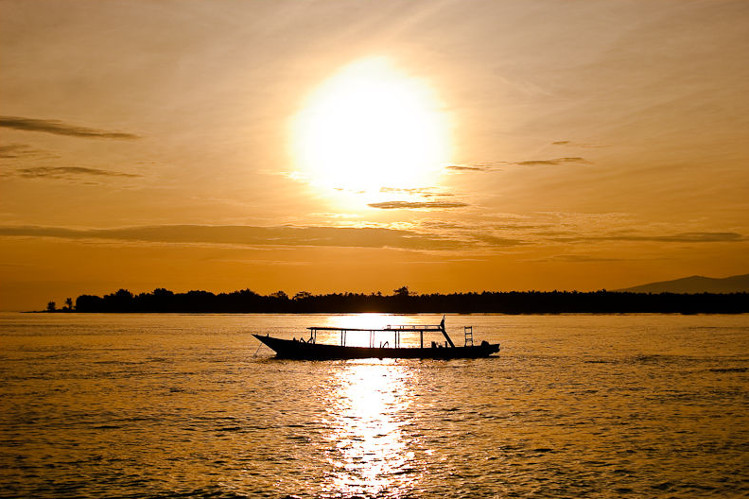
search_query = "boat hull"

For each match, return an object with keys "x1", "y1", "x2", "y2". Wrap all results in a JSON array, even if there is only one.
[{"x1": 253, "y1": 334, "x2": 500, "y2": 360}]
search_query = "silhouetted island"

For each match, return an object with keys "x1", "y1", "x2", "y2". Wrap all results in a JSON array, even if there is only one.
[{"x1": 59, "y1": 287, "x2": 749, "y2": 314}]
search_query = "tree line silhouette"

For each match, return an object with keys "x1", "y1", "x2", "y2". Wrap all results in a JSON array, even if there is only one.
[{"x1": 65, "y1": 286, "x2": 749, "y2": 314}]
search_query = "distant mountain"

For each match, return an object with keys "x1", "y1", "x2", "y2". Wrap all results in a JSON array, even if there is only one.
[{"x1": 617, "y1": 273, "x2": 749, "y2": 294}]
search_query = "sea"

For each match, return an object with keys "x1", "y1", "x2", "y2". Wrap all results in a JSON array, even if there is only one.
[{"x1": 1, "y1": 313, "x2": 747, "y2": 498}]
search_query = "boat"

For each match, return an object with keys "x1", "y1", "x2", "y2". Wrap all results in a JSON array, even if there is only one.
[{"x1": 253, "y1": 317, "x2": 500, "y2": 360}]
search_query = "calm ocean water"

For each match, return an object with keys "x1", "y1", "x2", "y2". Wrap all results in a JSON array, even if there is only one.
[{"x1": 1, "y1": 313, "x2": 747, "y2": 498}]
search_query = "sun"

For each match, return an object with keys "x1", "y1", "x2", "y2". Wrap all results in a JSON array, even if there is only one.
[{"x1": 291, "y1": 57, "x2": 451, "y2": 194}]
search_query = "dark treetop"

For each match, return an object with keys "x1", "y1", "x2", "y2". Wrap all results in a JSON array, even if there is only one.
[{"x1": 66, "y1": 287, "x2": 749, "y2": 314}]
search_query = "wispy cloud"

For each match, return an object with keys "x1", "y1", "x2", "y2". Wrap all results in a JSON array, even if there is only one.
[
  {"x1": 0, "y1": 116, "x2": 139, "y2": 139},
  {"x1": 445, "y1": 164, "x2": 504, "y2": 173},
  {"x1": 0, "y1": 224, "x2": 468, "y2": 251},
  {"x1": 533, "y1": 254, "x2": 629, "y2": 263},
  {"x1": 515, "y1": 157, "x2": 589, "y2": 166},
  {"x1": 379, "y1": 187, "x2": 454, "y2": 198},
  {"x1": 13, "y1": 166, "x2": 141, "y2": 179},
  {"x1": 380, "y1": 187, "x2": 423, "y2": 193},
  {"x1": 3, "y1": 224, "x2": 731, "y2": 254},
  {"x1": 446, "y1": 165, "x2": 488, "y2": 172},
  {"x1": 446, "y1": 157, "x2": 589, "y2": 171},
  {"x1": 618, "y1": 232, "x2": 744, "y2": 243},
  {"x1": 0, "y1": 143, "x2": 46, "y2": 159},
  {"x1": 551, "y1": 232, "x2": 744, "y2": 244},
  {"x1": 471, "y1": 234, "x2": 525, "y2": 247},
  {"x1": 550, "y1": 141, "x2": 604, "y2": 149},
  {"x1": 368, "y1": 200, "x2": 469, "y2": 210}
]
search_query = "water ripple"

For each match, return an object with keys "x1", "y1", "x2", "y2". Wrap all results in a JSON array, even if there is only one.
[{"x1": 1, "y1": 313, "x2": 748, "y2": 498}]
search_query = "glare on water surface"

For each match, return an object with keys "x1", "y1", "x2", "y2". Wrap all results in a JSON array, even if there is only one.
[
  {"x1": 3, "y1": 314, "x2": 748, "y2": 498},
  {"x1": 324, "y1": 361, "x2": 417, "y2": 496}
]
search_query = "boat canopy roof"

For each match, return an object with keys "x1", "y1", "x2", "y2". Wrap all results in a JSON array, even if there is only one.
[
  {"x1": 307, "y1": 324, "x2": 444, "y2": 332},
  {"x1": 304, "y1": 317, "x2": 455, "y2": 349}
]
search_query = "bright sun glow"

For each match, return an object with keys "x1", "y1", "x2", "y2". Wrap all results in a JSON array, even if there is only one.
[{"x1": 292, "y1": 57, "x2": 451, "y2": 193}]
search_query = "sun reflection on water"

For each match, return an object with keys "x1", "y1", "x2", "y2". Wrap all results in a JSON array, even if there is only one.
[{"x1": 324, "y1": 360, "x2": 418, "y2": 497}]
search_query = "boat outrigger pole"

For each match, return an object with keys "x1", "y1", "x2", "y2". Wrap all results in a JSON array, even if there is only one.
[{"x1": 440, "y1": 315, "x2": 455, "y2": 348}]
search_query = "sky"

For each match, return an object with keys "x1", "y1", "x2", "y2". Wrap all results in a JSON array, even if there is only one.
[{"x1": 1, "y1": 0, "x2": 748, "y2": 310}]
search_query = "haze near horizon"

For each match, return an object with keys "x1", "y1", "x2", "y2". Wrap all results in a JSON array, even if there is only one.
[{"x1": 1, "y1": 1, "x2": 748, "y2": 311}]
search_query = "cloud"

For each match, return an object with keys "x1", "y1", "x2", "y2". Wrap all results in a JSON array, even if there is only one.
[
  {"x1": 446, "y1": 158, "x2": 589, "y2": 171},
  {"x1": 534, "y1": 254, "x2": 628, "y2": 263},
  {"x1": 515, "y1": 157, "x2": 589, "y2": 166},
  {"x1": 552, "y1": 232, "x2": 744, "y2": 244},
  {"x1": 368, "y1": 201, "x2": 469, "y2": 210},
  {"x1": 13, "y1": 166, "x2": 141, "y2": 179},
  {"x1": 445, "y1": 164, "x2": 507, "y2": 174},
  {"x1": 380, "y1": 187, "x2": 436, "y2": 195},
  {"x1": 0, "y1": 144, "x2": 45, "y2": 159},
  {"x1": 0, "y1": 224, "x2": 468, "y2": 251},
  {"x1": 446, "y1": 165, "x2": 487, "y2": 172},
  {"x1": 470, "y1": 234, "x2": 524, "y2": 247},
  {"x1": 0, "y1": 116, "x2": 139, "y2": 139},
  {"x1": 624, "y1": 232, "x2": 744, "y2": 243},
  {"x1": 379, "y1": 187, "x2": 454, "y2": 198},
  {"x1": 550, "y1": 141, "x2": 604, "y2": 149}
]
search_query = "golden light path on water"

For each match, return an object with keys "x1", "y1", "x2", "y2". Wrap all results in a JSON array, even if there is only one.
[
  {"x1": 324, "y1": 360, "x2": 417, "y2": 497},
  {"x1": 314, "y1": 314, "x2": 423, "y2": 496},
  {"x1": 290, "y1": 57, "x2": 452, "y2": 207}
]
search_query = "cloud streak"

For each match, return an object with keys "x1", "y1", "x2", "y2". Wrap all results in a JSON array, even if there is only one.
[
  {"x1": 0, "y1": 116, "x2": 139, "y2": 139},
  {"x1": 445, "y1": 157, "x2": 589, "y2": 172},
  {"x1": 368, "y1": 201, "x2": 469, "y2": 210},
  {"x1": 616, "y1": 232, "x2": 744, "y2": 243},
  {"x1": 379, "y1": 186, "x2": 453, "y2": 196},
  {"x1": 0, "y1": 144, "x2": 45, "y2": 159},
  {"x1": 2, "y1": 225, "x2": 733, "y2": 255},
  {"x1": 0, "y1": 224, "x2": 469, "y2": 251},
  {"x1": 445, "y1": 164, "x2": 504, "y2": 173},
  {"x1": 551, "y1": 141, "x2": 604, "y2": 148},
  {"x1": 446, "y1": 165, "x2": 488, "y2": 172},
  {"x1": 552, "y1": 232, "x2": 744, "y2": 244},
  {"x1": 14, "y1": 166, "x2": 142, "y2": 179},
  {"x1": 534, "y1": 254, "x2": 629, "y2": 263},
  {"x1": 515, "y1": 157, "x2": 589, "y2": 166}
]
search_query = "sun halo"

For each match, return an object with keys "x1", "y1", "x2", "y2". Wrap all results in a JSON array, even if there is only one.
[{"x1": 291, "y1": 58, "x2": 451, "y2": 196}]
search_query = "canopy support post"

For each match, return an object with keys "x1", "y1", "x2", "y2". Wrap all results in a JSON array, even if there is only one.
[{"x1": 440, "y1": 316, "x2": 455, "y2": 348}]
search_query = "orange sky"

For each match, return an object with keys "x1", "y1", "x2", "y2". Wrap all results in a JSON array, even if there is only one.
[{"x1": 1, "y1": 0, "x2": 748, "y2": 310}]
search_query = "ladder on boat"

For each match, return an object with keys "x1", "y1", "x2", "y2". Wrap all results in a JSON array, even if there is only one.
[{"x1": 464, "y1": 326, "x2": 474, "y2": 347}]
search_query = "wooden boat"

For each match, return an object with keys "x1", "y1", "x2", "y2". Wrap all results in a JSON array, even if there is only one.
[{"x1": 253, "y1": 317, "x2": 500, "y2": 360}]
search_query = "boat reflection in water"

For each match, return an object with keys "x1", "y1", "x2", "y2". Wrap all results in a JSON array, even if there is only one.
[{"x1": 322, "y1": 360, "x2": 419, "y2": 497}]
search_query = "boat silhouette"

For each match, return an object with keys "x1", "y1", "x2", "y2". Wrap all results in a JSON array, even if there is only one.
[{"x1": 254, "y1": 317, "x2": 500, "y2": 360}]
